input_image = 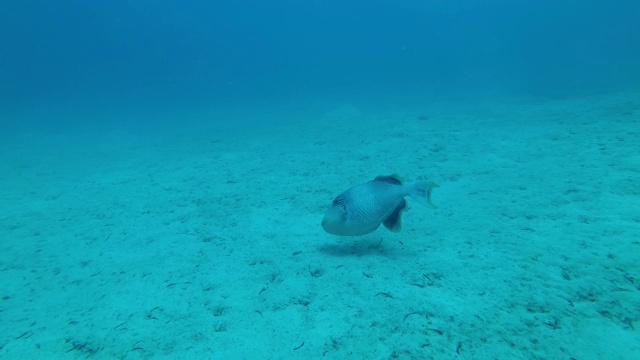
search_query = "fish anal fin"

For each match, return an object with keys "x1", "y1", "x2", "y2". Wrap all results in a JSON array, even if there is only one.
[{"x1": 383, "y1": 199, "x2": 407, "y2": 232}]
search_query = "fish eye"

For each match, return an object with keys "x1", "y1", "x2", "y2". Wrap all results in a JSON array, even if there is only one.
[{"x1": 332, "y1": 199, "x2": 339, "y2": 205}]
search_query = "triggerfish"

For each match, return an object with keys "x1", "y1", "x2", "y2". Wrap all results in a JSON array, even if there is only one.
[{"x1": 321, "y1": 174, "x2": 438, "y2": 236}]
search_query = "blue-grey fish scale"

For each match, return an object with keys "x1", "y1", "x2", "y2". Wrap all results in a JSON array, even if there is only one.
[{"x1": 337, "y1": 180, "x2": 406, "y2": 228}]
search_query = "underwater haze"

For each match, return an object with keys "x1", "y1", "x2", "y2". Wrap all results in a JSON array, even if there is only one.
[
  {"x1": 2, "y1": 0, "x2": 640, "y2": 118},
  {"x1": 1, "y1": 1, "x2": 639, "y2": 359}
]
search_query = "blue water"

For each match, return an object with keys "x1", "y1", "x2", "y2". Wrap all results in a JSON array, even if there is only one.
[
  {"x1": 2, "y1": 0, "x2": 639, "y2": 120},
  {"x1": 1, "y1": 1, "x2": 639, "y2": 359}
]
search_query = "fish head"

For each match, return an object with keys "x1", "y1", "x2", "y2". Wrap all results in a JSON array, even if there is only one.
[{"x1": 321, "y1": 200, "x2": 349, "y2": 235}]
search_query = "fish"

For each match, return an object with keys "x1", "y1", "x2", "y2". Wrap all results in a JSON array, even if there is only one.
[{"x1": 321, "y1": 174, "x2": 439, "y2": 236}]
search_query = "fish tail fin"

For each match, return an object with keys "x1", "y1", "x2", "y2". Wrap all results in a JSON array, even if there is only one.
[{"x1": 408, "y1": 181, "x2": 439, "y2": 209}]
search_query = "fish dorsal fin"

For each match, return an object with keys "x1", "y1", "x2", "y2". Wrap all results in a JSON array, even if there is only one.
[{"x1": 374, "y1": 174, "x2": 403, "y2": 185}]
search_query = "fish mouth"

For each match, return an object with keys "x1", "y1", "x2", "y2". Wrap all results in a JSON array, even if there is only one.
[
  {"x1": 321, "y1": 217, "x2": 336, "y2": 233},
  {"x1": 321, "y1": 218, "x2": 331, "y2": 232},
  {"x1": 322, "y1": 206, "x2": 346, "y2": 234}
]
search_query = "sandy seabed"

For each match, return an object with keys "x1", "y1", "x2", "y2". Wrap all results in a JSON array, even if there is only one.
[{"x1": 1, "y1": 91, "x2": 639, "y2": 359}]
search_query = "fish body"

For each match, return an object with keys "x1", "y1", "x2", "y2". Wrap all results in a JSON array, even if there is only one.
[{"x1": 321, "y1": 174, "x2": 438, "y2": 236}]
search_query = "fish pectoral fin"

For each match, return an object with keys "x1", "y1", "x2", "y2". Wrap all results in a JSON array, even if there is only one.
[{"x1": 383, "y1": 199, "x2": 407, "y2": 232}]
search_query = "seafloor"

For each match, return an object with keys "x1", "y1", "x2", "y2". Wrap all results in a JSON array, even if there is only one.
[{"x1": 1, "y1": 91, "x2": 639, "y2": 359}]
